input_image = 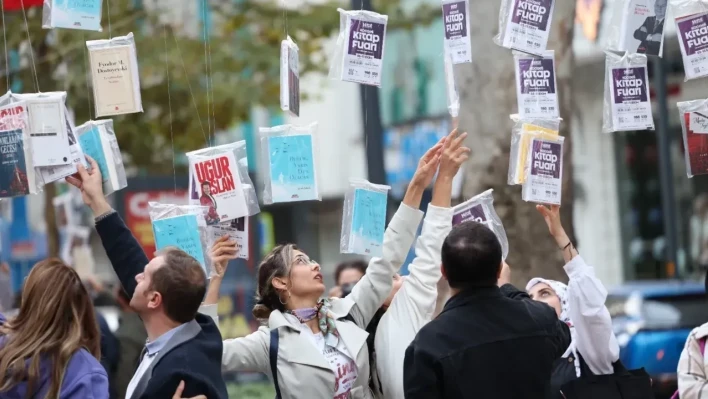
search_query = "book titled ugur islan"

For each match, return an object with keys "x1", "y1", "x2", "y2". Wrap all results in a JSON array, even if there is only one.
[{"x1": 75, "y1": 119, "x2": 127, "y2": 196}]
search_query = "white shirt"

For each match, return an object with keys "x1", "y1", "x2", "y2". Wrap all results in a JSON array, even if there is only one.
[
  {"x1": 374, "y1": 205, "x2": 452, "y2": 399},
  {"x1": 284, "y1": 314, "x2": 358, "y2": 399}
]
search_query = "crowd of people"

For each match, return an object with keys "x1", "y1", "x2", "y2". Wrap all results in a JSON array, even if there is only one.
[{"x1": 0, "y1": 129, "x2": 703, "y2": 398}]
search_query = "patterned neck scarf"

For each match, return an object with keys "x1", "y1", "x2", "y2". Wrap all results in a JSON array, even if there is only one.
[
  {"x1": 526, "y1": 278, "x2": 580, "y2": 378},
  {"x1": 287, "y1": 299, "x2": 340, "y2": 346}
]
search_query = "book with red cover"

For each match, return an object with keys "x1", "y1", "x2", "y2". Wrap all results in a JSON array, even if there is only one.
[{"x1": 683, "y1": 112, "x2": 708, "y2": 177}]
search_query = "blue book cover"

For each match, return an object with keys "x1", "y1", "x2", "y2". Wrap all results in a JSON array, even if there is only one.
[
  {"x1": 152, "y1": 214, "x2": 206, "y2": 269},
  {"x1": 268, "y1": 134, "x2": 317, "y2": 203},
  {"x1": 0, "y1": 129, "x2": 30, "y2": 198},
  {"x1": 78, "y1": 126, "x2": 110, "y2": 183},
  {"x1": 49, "y1": 0, "x2": 103, "y2": 31},
  {"x1": 348, "y1": 188, "x2": 387, "y2": 256}
]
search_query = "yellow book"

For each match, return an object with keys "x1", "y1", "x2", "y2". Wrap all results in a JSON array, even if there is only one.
[{"x1": 514, "y1": 123, "x2": 559, "y2": 184}]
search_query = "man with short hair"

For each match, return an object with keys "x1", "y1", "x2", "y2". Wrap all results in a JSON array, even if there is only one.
[
  {"x1": 403, "y1": 221, "x2": 571, "y2": 399},
  {"x1": 67, "y1": 157, "x2": 227, "y2": 399}
]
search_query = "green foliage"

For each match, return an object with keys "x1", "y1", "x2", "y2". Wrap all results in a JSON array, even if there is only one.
[{"x1": 1, "y1": 0, "x2": 437, "y2": 174}]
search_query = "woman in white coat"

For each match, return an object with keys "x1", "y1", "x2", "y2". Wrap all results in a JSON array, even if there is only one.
[
  {"x1": 525, "y1": 204, "x2": 620, "y2": 399},
  {"x1": 203, "y1": 141, "x2": 444, "y2": 399}
]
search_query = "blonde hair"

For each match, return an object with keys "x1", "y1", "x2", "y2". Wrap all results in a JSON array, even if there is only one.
[
  {"x1": 252, "y1": 244, "x2": 298, "y2": 320},
  {"x1": 0, "y1": 259, "x2": 100, "y2": 398}
]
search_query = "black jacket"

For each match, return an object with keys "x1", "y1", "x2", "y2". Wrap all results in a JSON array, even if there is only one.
[
  {"x1": 96, "y1": 211, "x2": 228, "y2": 399},
  {"x1": 403, "y1": 284, "x2": 571, "y2": 399}
]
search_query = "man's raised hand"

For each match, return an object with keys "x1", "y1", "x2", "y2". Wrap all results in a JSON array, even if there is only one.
[
  {"x1": 65, "y1": 156, "x2": 110, "y2": 216},
  {"x1": 209, "y1": 235, "x2": 239, "y2": 279}
]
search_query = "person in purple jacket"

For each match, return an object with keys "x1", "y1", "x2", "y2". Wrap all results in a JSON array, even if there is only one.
[{"x1": 0, "y1": 258, "x2": 109, "y2": 398}]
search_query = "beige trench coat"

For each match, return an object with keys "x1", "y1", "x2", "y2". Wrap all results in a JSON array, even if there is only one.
[{"x1": 207, "y1": 204, "x2": 423, "y2": 399}]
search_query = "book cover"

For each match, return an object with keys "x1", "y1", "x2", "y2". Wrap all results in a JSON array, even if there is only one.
[
  {"x1": 268, "y1": 134, "x2": 317, "y2": 203},
  {"x1": 442, "y1": 0, "x2": 472, "y2": 64},
  {"x1": 26, "y1": 98, "x2": 71, "y2": 166},
  {"x1": 619, "y1": 0, "x2": 666, "y2": 57},
  {"x1": 189, "y1": 152, "x2": 248, "y2": 224},
  {"x1": 49, "y1": 0, "x2": 103, "y2": 31},
  {"x1": 684, "y1": 112, "x2": 708, "y2": 176},
  {"x1": 90, "y1": 45, "x2": 139, "y2": 116},
  {"x1": 152, "y1": 214, "x2": 206, "y2": 269},
  {"x1": 207, "y1": 218, "x2": 249, "y2": 260},
  {"x1": 515, "y1": 124, "x2": 559, "y2": 184},
  {"x1": 676, "y1": 12, "x2": 708, "y2": 80},
  {"x1": 348, "y1": 188, "x2": 387, "y2": 256},
  {"x1": 522, "y1": 137, "x2": 563, "y2": 204},
  {"x1": 342, "y1": 15, "x2": 387, "y2": 87},
  {"x1": 0, "y1": 129, "x2": 30, "y2": 197},
  {"x1": 40, "y1": 108, "x2": 87, "y2": 183}
]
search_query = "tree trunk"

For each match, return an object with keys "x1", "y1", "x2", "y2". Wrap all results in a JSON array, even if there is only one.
[
  {"x1": 44, "y1": 184, "x2": 60, "y2": 258},
  {"x1": 457, "y1": 0, "x2": 577, "y2": 285}
]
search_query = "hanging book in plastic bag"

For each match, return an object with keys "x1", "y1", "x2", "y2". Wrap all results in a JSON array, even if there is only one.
[
  {"x1": 442, "y1": 0, "x2": 472, "y2": 64},
  {"x1": 444, "y1": 53, "x2": 460, "y2": 118},
  {"x1": 40, "y1": 105, "x2": 89, "y2": 184},
  {"x1": 341, "y1": 179, "x2": 390, "y2": 257},
  {"x1": 494, "y1": 0, "x2": 555, "y2": 56},
  {"x1": 677, "y1": 99, "x2": 708, "y2": 177},
  {"x1": 75, "y1": 119, "x2": 127, "y2": 196},
  {"x1": 672, "y1": 0, "x2": 708, "y2": 81},
  {"x1": 87, "y1": 33, "x2": 143, "y2": 117},
  {"x1": 329, "y1": 8, "x2": 388, "y2": 87},
  {"x1": 522, "y1": 135, "x2": 564, "y2": 205},
  {"x1": 42, "y1": 0, "x2": 103, "y2": 31},
  {"x1": 280, "y1": 36, "x2": 300, "y2": 117},
  {"x1": 508, "y1": 114, "x2": 561, "y2": 185},
  {"x1": 206, "y1": 218, "x2": 250, "y2": 261},
  {"x1": 0, "y1": 101, "x2": 42, "y2": 196},
  {"x1": 514, "y1": 50, "x2": 559, "y2": 119},
  {"x1": 606, "y1": 0, "x2": 668, "y2": 57},
  {"x1": 259, "y1": 122, "x2": 321, "y2": 205},
  {"x1": 603, "y1": 51, "x2": 654, "y2": 133},
  {"x1": 148, "y1": 202, "x2": 213, "y2": 276},
  {"x1": 187, "y1": 141, "x2": 260, "y2": 225},
  {"x1": 452, "y1": 189, "x2": 509, "y2": 259},
  {"x1": 1, "y1": 91, "x2": 72, "y2": 167}
]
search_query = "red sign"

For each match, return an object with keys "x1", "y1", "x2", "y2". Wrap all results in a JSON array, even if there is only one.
[
  {"x1": 124, "y1": 190, "x2": 188, "y2": 257},
  {"x1": 3, "y1": 0, "x2": 43, "y2": 11}
]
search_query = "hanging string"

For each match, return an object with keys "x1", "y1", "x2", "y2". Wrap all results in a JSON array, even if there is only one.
[
  {"x1": 1, "y1": 0, "x2": 9, "y2": 91},
  {"x1": 201, "y1": 0, "x2": 212, "y2": 143},
  {"x1": 163, "y1": 24, "x2": 176, "y2": 193},
  {"x1": 282, "y1": 0, "x2": 288, "y2": 37},
  {"x1": 81, "y1": 32, "x2": 94, "y2": 120},
  {"x1": 204, "y1": 1, "x2": 215, "y2": 143},
  {"x1": 19, "y1": 0, "x2": 40, "y2": 92},
  {"x1": 172, "y1": 30, "x2": 208, "y2": 146},
  {"x1": 106, "y1": 0, "x2": 112, "y2": 38}
]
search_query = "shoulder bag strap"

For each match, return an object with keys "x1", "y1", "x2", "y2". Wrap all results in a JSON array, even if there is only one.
[{"x1": 270, "y1": 329, "x2": 282, "y2": 399}]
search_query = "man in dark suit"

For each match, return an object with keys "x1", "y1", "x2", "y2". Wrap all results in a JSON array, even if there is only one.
[
  {"x1": 67, "y1": 156, "x2": 228, "y2": 399},
  {"x1": 633, "y1": 0, "x2": 667, "y2": 56},
  {"x1": 403, "y1": 222, "x2": 571, "y2": 399}
]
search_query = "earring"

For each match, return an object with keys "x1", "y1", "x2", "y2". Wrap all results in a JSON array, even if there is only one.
[{"x1": 279, "y1": 290, "x2": 291, "y2": 305}]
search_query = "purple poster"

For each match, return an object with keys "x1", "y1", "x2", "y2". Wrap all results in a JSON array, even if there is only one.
[
  {"x1": 678, "y1": 14, "x2": 708, "y2": 56},
  {"x1": 530, "y1": 140, "x2": 561, "y2": 179},
  {"x1": 347, "y1": 19, "x2": 385, "y2": 60},
  {"x1": 510, "y1": 0, "x2": 553, "y2": 31},
  {"x1": 452, "y1": 203, "x2": 487, "y2": 226},
  {"x1": 517, "y1": 58, "x2": 555, "y2": 94},
  {"x1": 443, "y1": 1, "x2": 468, "y2": 40},
  {"x1": 611, "y1": 67, "x2": 648, "y2": 104}
]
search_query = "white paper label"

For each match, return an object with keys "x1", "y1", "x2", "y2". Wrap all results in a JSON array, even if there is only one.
[
  {"x1": 502, "y1": 0, "x2": 555, "y2": 55},
  {"x1": 690, "y1": 112, "x2": 708, "y2": 134},
  {"x1": 341, "y1": 15, "x2": 387, "y2": 87},
  {"x1": 515, "y1": 54, "x2": 559, "y2": 118},
  {"x1": 676, "y1": 13, "x2": 708, "y2": 80},
  {"x1": 442, "y1": 0, "x2": 472, "y2": 64},
  {"x1": 522, "y1": 138, "x2": 562, "y2": 205},
  {"x1": 608, "y1": 66, "x2": 654, "y2": 131}
]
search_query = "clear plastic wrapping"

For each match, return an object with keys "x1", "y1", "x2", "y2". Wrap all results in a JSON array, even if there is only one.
[
  {"x1": 514, "y1": 50, "x2": 559, "y2": 118},
  {"x1": 452, "y1": 189, "x2": 509, "y2": 259},
  {"x1": 329, "y1": 8, "x2": 388, "y2": 87},
  {"x1": 444, "y1": 53, "x2": 460, "y2": 118},
  {"x1": 672, "y1": 0, "x2": 708, "y2": 80},
  {"x1": 494, "y1": 0, "x2": 555, "y2": 56},
  {"x1": 148, "y1": 202, "x2": 212, "y2": 276},
  {"x1": 280, "y1": 36, "x2": 300, "y2": 117},
  {"x1": 677, "y1": 99, "x2": 708, "y2": 177},
  {"x1": 86, "y1": 32, "x2": 143, "y2": 117},
  {"x1": 607, "y1": 0, "x2": 668, "y2": 57},
  {"x1": 75, "y1": 119, "x2": 127, "y2": 196},
  {"x1": 508, "y1": 114, "x2": 561, "y2": 185},
  {"x1": 603, "y1": 51, "x2": 654, "y2": 133},
  {"x1": 186, "y1": 141, "x2": 260, "y2": 224},
  {"x1": 2, "y1": 91, "x2": 72, "y2": 167},
  {"x1": 0, "y1": 100, "x2": 43, "y2": 196},
  {"x1": 42, "y1": 0, "x2": 103, "y2": 31},
  {"x1": 39, "y1": 105, "x2": 88, "y2": 184},
  {"x1": 259, "y1": 122, "x2": 321, "y2": 205},
  {"x1": 442, "y1": 0, "x2": 472, "y2": 64},
  {"x1": 340, "y1": 178, "x2": 391, "y2": 257},
  {"x1": 521, "y1": 135, "x2": 565, "y2": 205}
]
